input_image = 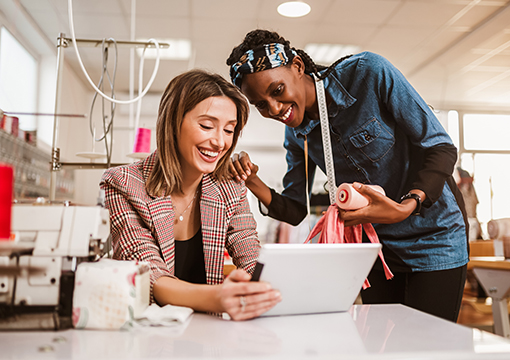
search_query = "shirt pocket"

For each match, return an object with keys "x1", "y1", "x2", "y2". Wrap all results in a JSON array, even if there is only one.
[{"x1": 349, "y1": 118, "x2": 395, "y2": 162}]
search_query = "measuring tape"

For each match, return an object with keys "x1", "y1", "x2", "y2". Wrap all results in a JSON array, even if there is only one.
[{"x1": 313, "y1": 74, "x2": 337, "y2": 205}]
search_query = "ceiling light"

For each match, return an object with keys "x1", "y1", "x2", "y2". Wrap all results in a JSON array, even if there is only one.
[
  {"x1": 136, "y1": 39, "x2": 191, "y2": 60},
  {"x1": 304, "y1": 43, "x2": 361, "y2": 64},
  {"x1": 277, "y1": 2, "x2": 311, "y2": 18}
]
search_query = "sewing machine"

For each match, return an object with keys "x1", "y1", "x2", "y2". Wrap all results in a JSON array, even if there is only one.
[{"x1": 0, "y1": 203, "x2": 110, "y2": 330}]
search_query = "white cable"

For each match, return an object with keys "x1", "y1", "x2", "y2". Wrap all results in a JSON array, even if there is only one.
[
  {"x1": 67, "y1": 0, "x2": 161, "y2": 104},
  {"x1": 134, "y1": 48, "x2": 145, "y2": 131}
]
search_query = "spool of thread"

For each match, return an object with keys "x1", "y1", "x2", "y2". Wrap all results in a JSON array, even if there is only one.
[
  {"x1": 133, "y1": 128, "x2": 151, "y2": 153},
  {"x1": 336, "y1": 183, "x2": 385, "y2": 210},
  {"x1": 0, "y1": 164, "x2": 14, "y2": 240},
  {"x1": 10, "y1": 116, "x2": 19, "y2": 137},
  {"x1": 487, "y1": 218, "x2": 510, "y2": 240}
]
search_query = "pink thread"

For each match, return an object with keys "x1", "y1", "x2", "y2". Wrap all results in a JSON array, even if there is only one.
[
  {"x1": 336, "y1": 183, "x2": 385, "y2": 210},
  {"x1": 133, "y1": 128, "x2": 151, "y2": 153},
  {"x1": 0, "y1": 164, "x2": 13, "y2": 240},
  {"x1": 305, "y1": 203, "x2": 393, "y2": 289},
  {"x1": 307, "y1": 182, "x2": 392, "y2": 288}
]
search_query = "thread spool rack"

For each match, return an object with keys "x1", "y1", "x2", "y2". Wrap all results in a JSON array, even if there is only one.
[{"x1": 49, "y1": 34, "x2": 168, "y2": 201}]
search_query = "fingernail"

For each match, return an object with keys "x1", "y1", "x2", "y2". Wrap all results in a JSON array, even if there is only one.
[
  {"x1": 236, "y1": 176, "x2": 241, "y2": 181},
  {"x1": 246, "y1": 170, "x2": 251, "y2": 176},
  {"x1": 275, "y1": 291, "x2": 281, "y2": 299},
  {"x1": 354, "y1": 183, "x2": 361, "y2": 189},
  {"x1": 242, "y1": 174, "x2": 247, "y2": 180}
]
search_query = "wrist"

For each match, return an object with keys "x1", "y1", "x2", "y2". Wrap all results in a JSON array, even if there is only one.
[
  {"x1": 211, "y1": 284, "x2": 225, "y2": 313},
  {"x1": 400, "y1": 192, "x2": 422, "y2": 216},
  {"x1": 245, "y1": 177, "x2": 272, "y2": 208},
  {"x1": 244, "y1": 175, "x2": 258, "y2": 188}
]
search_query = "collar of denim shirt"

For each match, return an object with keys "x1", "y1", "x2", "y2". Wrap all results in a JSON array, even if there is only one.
[{"x1": 292, "y1": 71, "x2": 357, "y2": 140}]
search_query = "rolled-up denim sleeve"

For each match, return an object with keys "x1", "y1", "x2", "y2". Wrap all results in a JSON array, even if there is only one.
[{"x1": 412, "y1": 144, "x2": 458, "y2": 207}]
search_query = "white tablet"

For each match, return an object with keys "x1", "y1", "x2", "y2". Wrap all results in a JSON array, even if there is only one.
[{"x1": 253, "y1": 243, "x2": 381, "y2": 317}]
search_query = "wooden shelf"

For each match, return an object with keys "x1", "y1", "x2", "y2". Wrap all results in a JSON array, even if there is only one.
[{"x1": 468, "y1": 257, "x2": 510, "y2": 271}]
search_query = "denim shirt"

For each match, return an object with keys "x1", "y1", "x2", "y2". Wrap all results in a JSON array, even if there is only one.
[{"x1": 281, "y1": 52, "x2": 468, "y2": 272}]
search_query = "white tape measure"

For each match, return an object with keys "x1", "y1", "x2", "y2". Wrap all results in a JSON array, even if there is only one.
[{"x1": 313, "y1": 74, "x2": 337, "y2": 205}]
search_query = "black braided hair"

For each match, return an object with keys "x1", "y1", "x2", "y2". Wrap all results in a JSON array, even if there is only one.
[{"x1": 226, "y1": 29, "x2": 353, "y2": 81}]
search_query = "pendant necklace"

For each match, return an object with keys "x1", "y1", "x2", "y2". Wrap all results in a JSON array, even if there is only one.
[{"x1": 173, "y1": 188, "x2": 199, "y2": 222}]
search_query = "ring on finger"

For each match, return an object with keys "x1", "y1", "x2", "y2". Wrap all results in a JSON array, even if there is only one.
[{"x1": 240, "y1": 296, "x2": 247, "y2": 312}]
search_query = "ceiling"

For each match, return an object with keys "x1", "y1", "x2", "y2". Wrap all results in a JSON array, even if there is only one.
[{"x1": 11, "y1": 0, "x2": 510, "y2": 112}]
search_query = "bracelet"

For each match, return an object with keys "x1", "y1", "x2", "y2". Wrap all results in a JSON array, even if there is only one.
[{"x1": 400, "y1": 193, "x2": 422, "y2": 216}]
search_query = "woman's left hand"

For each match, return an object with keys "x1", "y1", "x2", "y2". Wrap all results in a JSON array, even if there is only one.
[{"x1": 339, "y1": 183, "x2": 418, "y2": 226}]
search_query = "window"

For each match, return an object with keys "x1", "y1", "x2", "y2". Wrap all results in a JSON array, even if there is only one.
[
  {"x1": 0, "y1": 27, "x2": 38, "y2": 130},
  {"x1": 463, "y1": 114, "x2": 510, "y2": 151},
  {"x1": 450, "y1": 113, "x2": 510, "y2": 234}
]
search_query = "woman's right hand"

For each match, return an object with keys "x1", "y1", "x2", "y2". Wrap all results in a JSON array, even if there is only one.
[
  {"x1": 339, "y1": 182, "x2": 422, "y2": 226},
  {"x1": 218, "y1": 269, "x2": 281, "y2": 321},
  {"x1": 229, "y1": 151, "x2": 259, "y2": 184}
]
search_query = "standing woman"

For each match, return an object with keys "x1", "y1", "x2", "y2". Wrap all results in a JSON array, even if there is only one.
[
  {"x1": 226, "y1": 29, "x2": 468, "y2": 322},
  {"x1": 100, "y1": 69, "x2": 281, "y2": 320}
]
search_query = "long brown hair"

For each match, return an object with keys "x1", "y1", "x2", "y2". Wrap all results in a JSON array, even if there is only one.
[{"x1": 146, "y1": 69, "x2": 249, "y2": 197}]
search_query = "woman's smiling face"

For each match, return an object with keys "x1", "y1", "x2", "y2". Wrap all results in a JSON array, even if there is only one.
[
  {"x1": 240, "y1": 58, "x2": 309, "y2": 128},
  {"x1": 178, "y1": 96, "x2": 237, "y2": 178}
]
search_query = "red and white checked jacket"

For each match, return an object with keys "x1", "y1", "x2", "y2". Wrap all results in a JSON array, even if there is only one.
[{"x1": 100, "y1": 152, "x2": 260, "y2": 301}]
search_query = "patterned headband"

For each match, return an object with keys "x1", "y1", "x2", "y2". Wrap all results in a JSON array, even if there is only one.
[{"x1": 229, "y1": 43, "x2": 297, "y2": 88}]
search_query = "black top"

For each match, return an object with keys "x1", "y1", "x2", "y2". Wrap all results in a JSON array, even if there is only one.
[{"x1": 174, "y1": 228, "x2": 207, "y2": 284}]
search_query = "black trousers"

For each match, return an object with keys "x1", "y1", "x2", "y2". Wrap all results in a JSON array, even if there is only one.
[{"x1": 360, "y1": 257, "x2": 467, "y2": 322}]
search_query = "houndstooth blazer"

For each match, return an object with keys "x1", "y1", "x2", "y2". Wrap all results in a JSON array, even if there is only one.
[{"x1": 100, "y1": 152, "x2": 260, "y2": 301}]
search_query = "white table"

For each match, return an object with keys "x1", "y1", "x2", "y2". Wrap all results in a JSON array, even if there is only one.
[
  {"x1": 469, "y1": 257, "x2": 510, "y2": 338},
  {"x1": 1, "y1": 304, "x2": 510, "y2": 359}
]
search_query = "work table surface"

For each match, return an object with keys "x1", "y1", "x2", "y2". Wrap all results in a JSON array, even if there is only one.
[
  {"x1": 468, "y1": 256, "x2": 510, "y2": 270},
  {"x1": 1, "y1": 304, "x2": 510, "y2": 359}
]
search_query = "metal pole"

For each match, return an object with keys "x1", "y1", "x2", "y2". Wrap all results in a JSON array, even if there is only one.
[
  {"x1": 129, "y1": 0, "x2": 136, "y2": 154},
  {"x1": 49, "y1": 33, "x2": 67, "y2": 202}
]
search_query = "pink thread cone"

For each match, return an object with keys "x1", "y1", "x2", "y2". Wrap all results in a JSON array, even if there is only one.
[
  {"x1": 336, "y1": 183, "x2": 385, "y2": 210},
  {"x1": 133, "y1": 128, "x2": 151, "y2": 153},
  {"x1": 0, "y1": 164, "x2": 13, "y2": 240}
]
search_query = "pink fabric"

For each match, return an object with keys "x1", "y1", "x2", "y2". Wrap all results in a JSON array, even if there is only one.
[{"x1": 305, "y1": 204, "x2": 393, "y2": 289}]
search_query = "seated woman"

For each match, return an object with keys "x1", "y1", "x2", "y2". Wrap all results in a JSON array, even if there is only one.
[{"x1": 100, "y1": 69, "x2": 281, "y2": 320}]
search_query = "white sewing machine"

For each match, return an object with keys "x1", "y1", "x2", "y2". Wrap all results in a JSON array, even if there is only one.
[{"x1": 0, "y1": 203, "x2": 110, "y2": 330}]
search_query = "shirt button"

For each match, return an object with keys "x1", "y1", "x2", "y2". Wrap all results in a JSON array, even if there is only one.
[{"x1": 364, "y1": 134, "x2": 371, "y2": 140}]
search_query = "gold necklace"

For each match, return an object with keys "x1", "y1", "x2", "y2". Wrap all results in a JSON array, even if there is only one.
[{"x1": 173, "y1": 188, "x2": 199, "y2": 222}]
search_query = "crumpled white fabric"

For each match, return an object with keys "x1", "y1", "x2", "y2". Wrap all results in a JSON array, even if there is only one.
[{"x1": 135, "y1": 304, "x2": 193, "y2": 327}]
